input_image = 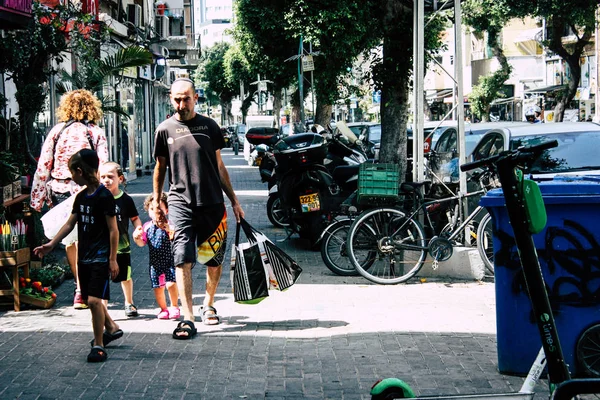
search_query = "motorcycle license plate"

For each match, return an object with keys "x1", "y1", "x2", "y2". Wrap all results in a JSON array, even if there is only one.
[{"x1": 299, "y1": 193, "x2": 320, "y2": 213}]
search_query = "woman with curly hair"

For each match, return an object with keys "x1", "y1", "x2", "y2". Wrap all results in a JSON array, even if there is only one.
[{"x1": 31, "y1": 89, "x2": 109, "y2": 309}]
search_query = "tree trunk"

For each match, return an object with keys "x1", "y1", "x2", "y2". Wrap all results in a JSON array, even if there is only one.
[
  {"x1": 272, "y1": 88, "x2": 282, "y2": 128},
  {"x1": 315, "y1": 103, "x2": 332, "y2": 128},
  {"x1": 555, "y1": 53, "x2": 581, "y2": 122},
  {"x1": 17, "y1": 112, "x2": 38, "y2": 167},
  {"x1": 379, "y1": 0, "x2": 411, "y2": 182},
  {"x1": 546, "y1": 18, "x2": 591, "y2": 122}
]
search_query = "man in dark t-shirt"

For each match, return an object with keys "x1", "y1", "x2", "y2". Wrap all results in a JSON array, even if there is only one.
[{"x1": 153, "y1": 78, "x2": 244, "y2": 339}]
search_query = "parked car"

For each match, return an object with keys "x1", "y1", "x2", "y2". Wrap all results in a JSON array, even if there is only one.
[
  {"x1": 470, "y1": 122, "x2": 600, "y2": 178},
  {"x1": 235, "y1": 124, "x2": 246, "y2": 144},
  {"x1": 428, "y1": 122, "x2": 530, "y2": 185}
]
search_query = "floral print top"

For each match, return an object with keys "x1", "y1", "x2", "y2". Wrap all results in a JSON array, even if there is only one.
[{"x1": 30, "y1": 121, "x2": 109, "y2": 212}]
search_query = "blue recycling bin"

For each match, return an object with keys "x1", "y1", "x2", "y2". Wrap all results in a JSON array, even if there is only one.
[{"x1": 480, "y1": 176, "x2": 600, "y2": 377}]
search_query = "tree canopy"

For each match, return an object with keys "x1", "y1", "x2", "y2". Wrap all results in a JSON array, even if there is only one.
[{"x1": 504, "y1": 0, "x2": 597, "y2": 121}]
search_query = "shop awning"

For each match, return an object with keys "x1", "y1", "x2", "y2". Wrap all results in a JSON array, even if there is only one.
[
  {"x1": 492, "y1": 97, "x2": 520, "y2": 105},
  {"x1": 514, "y1": 28, "x2": 543, "y2": 56},
  {"x1": 426, "y1": 89, "x2": 452, "y2": 102},
  {"x1": 0, "y1": 0, "x2": 33, "y2": 29},
  {"x1": 524, "y1": 84, "x2": 567, "y2": 94}
]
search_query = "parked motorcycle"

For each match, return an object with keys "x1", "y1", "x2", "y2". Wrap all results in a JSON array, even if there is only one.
[
  {"x1": 247, "y1": 126, "x2": 367, "y2": 247},
  {"x1": 249, "y1": 143, "x2": 270, "y2": 166},
  {"x1": 221, "y1": 127, "x2": 231, "y2": 148}
]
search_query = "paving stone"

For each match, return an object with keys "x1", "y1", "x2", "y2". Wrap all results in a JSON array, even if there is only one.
[{"x1": 0, "y1": 150, "x2": 549, "y2": 399}]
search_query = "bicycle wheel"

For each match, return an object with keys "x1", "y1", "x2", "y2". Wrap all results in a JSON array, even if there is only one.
[
  {"x1": 577, "y1": 324, "x2": 600, "y2": 377},
  {"x1": 320, "y1": 219, "x2": 376, "y2": 276},
  {"x1": 321, "y1": 220, "x2": 358, "y2": 276},
  {"x1": 347, "y1": 208, "x2": 427, "y2": 284},
  {"x1": 477, "y1": 213, "x2": 494, "y2": 275}
]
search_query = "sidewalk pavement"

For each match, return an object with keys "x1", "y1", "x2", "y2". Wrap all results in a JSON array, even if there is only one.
[{"x1": 0, "y1": 148, "x2": 548, "y2": 399}]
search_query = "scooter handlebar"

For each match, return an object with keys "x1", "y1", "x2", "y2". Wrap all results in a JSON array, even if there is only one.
[{"x1": 460, "y1": 140, "x2": 558, "y2": 172}]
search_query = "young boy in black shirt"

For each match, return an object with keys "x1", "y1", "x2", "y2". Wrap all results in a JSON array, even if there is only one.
[{"x1": 34, "y1": 149, "x2": 122, "y2": 362}]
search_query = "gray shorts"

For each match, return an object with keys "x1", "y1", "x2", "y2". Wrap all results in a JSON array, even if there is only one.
[{"x1": 168, "y1": 202, "x2": 228, "y2": 268}]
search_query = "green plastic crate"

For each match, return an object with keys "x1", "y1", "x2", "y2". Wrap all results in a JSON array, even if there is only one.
[{"x1": 357, "y1": 163, "x2": 400, "y2": 205}]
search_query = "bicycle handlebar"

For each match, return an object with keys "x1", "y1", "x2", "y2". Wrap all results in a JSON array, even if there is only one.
[{"x1": 460, "y1": 140, "x2": 558, "y2": 172}]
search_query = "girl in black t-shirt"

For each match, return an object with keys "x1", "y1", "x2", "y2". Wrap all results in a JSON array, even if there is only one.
[{"x1": 34, "y1": 149, "x2": 122, "y2": 363}]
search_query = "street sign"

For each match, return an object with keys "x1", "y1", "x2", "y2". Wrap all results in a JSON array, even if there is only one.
[
  {"x1": 372, "y1": 90, "x2": 381, "y2": 104},
  {"x1": 302, "y1": 55, "x2": 315, "y2": 72},
  {"x1": 258, "y1": 81, "x2": 267, "y2": 92}
]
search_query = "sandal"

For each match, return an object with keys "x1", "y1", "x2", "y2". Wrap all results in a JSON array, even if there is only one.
[
  {"x1": 125, "y1": 304, "x2": 138, "y2": 318},
  {"x1": 87, "y1": 346, "x2": 107, "y2": 363},
  {"x1": 168, "y1": 307, "x2": 181, "y2": 320},
  {"x1": 202, "y1": 306, "x2": 221, "y2": 326},
  {"x1": 172, "y1": 320, "x2": 197, "y2": 340},
  {"x1": 157, "y1": 309, "x2": 170, "y2": 320},
  {"x1": 89, "y1": 329, "x2": 124, "y2": 347}
]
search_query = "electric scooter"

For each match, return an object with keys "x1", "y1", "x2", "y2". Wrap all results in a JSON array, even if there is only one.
[{"x1": 370, "y1": 141, "x2": 600, "y2": 399}]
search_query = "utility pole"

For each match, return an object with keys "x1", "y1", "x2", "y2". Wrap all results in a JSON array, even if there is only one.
[
  {"x1": 284, "y1": 36, "x2": 320, "y2": 127},
  {"x1": 298, "y1": 36, "x2": 305, "y2": 124},
  {"x1": 309, "y1": 42, "x2": 315, "y2": 120},
  {"x1": 250, "y1": 75, "x2": 272, "y2": 115}
]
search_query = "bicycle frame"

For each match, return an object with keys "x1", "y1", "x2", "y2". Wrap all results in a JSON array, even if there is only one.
[{"x1": 391, "y1": 188, "x2": 486, "y2": 253}]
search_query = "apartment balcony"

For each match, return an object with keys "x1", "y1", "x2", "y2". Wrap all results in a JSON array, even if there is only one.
[
  {"x1": 154, "y1": 8, "x2": 185, "y2": 39},
  {"x1": 162, "y1": 33, "x2": 200, "y2": 66},
  {"x1": 154, "y1": 7, "x2": 199, "y2": 61}
]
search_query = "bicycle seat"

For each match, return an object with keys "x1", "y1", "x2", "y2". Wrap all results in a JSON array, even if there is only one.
[
  {"x1": 332, "y1": 165, "x2": 360, "y2": 183},
  {"x1": 400, "y1": 181, "x2": 430, "y2": 194}
]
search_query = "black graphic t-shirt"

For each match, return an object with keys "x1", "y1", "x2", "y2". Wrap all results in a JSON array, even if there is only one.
[
  {"x1": 153, "y1": 115, "x2": 225, "y2": 207},
  {"x1": 114, "y1": 191, "x2": 139, "y2": 254},
  {"x1": 72, "y1": 185, "x2": 116, "y2": 264}
]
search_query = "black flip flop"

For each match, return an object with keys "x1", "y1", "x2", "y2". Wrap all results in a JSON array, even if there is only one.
[
  {"x1": 89, "y1": 329, "x2": 124, "y2": 347},
  {"x1": 87, "y1": 346, "x2": 107, "y2": 363},
  {"x1": 172, "y1": 320, "x2": 197, "y2": 340}
]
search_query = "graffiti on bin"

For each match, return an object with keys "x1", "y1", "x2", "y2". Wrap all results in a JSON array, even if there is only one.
[{"x1": 496, "y1": 219, "x2": 600, "y2": 312}]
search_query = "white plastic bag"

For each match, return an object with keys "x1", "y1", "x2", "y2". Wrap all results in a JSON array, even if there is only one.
[{"x1": 41, "y1": 193, "x2": 78, "y2": 245}]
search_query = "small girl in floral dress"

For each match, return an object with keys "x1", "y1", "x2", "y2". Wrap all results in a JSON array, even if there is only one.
[{"x1": 133, "y1": 194, "x2": 180, "y2": 319}]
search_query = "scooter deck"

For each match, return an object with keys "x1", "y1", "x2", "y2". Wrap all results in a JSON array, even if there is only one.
[{"x1": 387, "y1": 393, "x2": 534, "y2": 400}]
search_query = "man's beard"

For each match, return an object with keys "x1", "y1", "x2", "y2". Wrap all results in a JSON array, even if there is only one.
[{"x1": 176, "y1": 109, "x2": 192, "y2": 119}]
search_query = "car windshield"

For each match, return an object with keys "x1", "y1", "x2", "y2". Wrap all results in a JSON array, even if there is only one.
[
  {"x1": 348, "y1": 125, "x2": 364, "y2": 136},
  {"x1": 428, "y1": 127, "x2": 448, "y2": 146},
  {"x1": 465, "y1": 134, "x2": 486, "y2": 155},
  {"x1": 368, "y1": 125, "x2": 382, "y2": 142},
  {"x1": 511, "y1": 131, "x2": 600, "y2": 173}
]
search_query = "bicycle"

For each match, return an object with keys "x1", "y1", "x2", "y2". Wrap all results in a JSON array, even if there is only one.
[
  {"x1": 369, "y1": 140, "x2": 600, "y2": 399},
  {"x1": 319, "y1": 181, "x2": 429, "y2": 277},
  {"x1": 345, "y1": 170, "x2": 495, "y2": 284}
]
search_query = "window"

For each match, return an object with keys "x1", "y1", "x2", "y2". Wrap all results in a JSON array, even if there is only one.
[{"x1": 473, "y1": 134, "x2": 504, "y2": 160}]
